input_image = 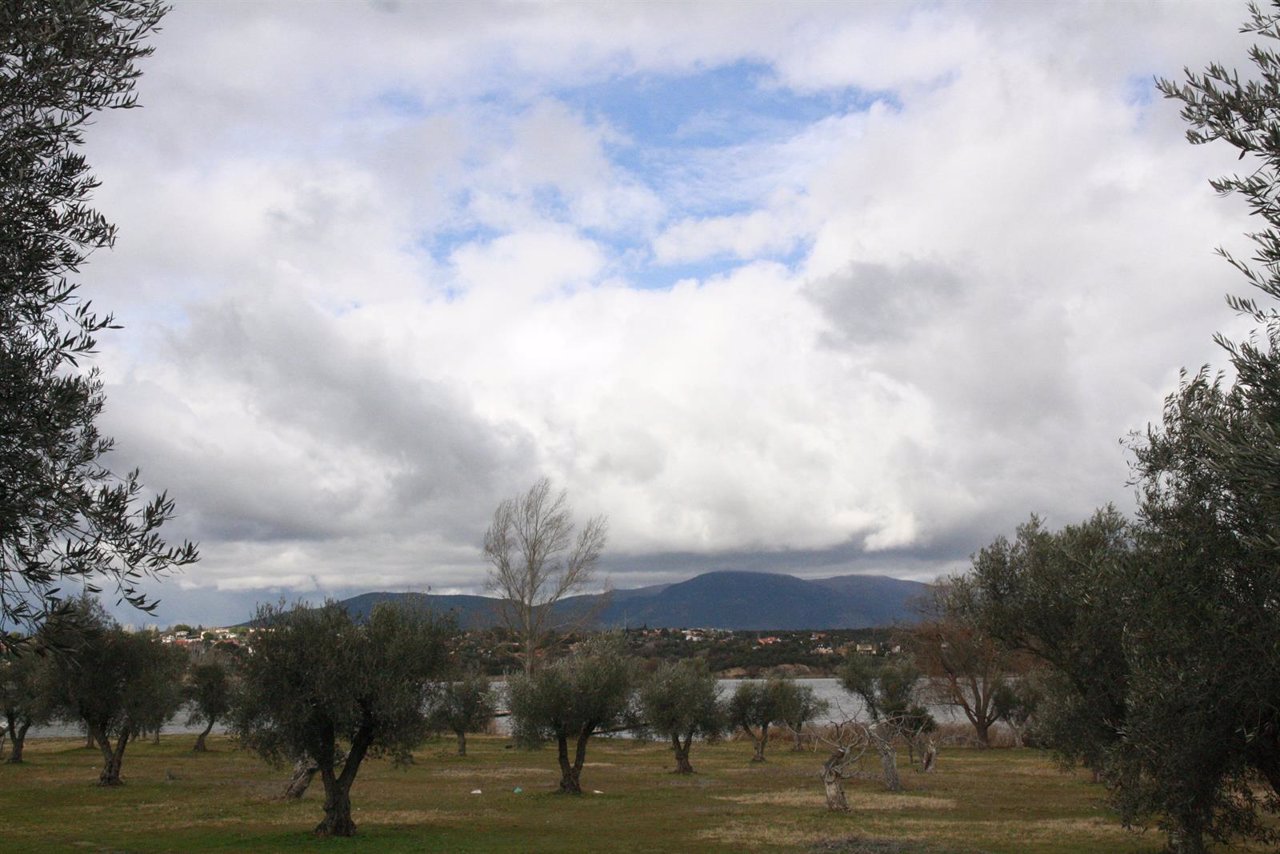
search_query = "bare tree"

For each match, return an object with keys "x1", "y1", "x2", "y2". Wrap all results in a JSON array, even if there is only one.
[
  {"x1": 816, "y1": 719, "x2": 871, "y2": 810},
  {"x1": 482, "y1": 478, "x2": 607, "y2": 674},
  {"x1": 838, "y1": 653, "x2": 936, "y2": 779},
  {"x1": 815, "y1": 712, "x2": 914, "y2": 806},
  {"x1": 783, "y1": 683, "x2": 829, "y2": 752},
  {"x1": 914, "y1": 580, "x2": 1011, "y2": 749}
]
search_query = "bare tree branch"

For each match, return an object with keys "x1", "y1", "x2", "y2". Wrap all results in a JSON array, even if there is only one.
[{"x1": 482, "y1": 478, "x2": 607, "y2": 673}]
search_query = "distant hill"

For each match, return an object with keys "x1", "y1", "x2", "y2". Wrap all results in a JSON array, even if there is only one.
[
  {"x1": 338, "y1": 571, "x2": 927, "y2": 631},
  {"x1": 337, "y1": 592, "x2": 500, "y2": 629}
]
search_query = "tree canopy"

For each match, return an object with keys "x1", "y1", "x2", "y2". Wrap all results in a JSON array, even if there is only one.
[
  {"x1": 231, "y1": 601, "x2": 451, "y2": 836},
  {"x1": 0, "y1": 0, "x2": 197, "y2": 638},
  {"x1": 506, "y1": 634, "x2": 633, "y2": 794},
  {"x1": 44, "y1": 597, "x2": 186, "y2": 785},
  {"x1": 635, "y1": 658, "x2": 724, "y2": 773},
  {"x1": 727, "y1": 677, "x2": 803, "y2": 763},
  {"x1": 427, "y1": 670, "x2": 497, "y2": 757}
]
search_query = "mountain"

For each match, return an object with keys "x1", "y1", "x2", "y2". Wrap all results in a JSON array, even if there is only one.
[
  {"x1": 588, "y1": 571, "x2": 925, "y2": 629},
  {"x1": 337, "y1": 571, "x2": 927, "y2": 631},
  {"x1": 336, "y1": 592, "x2": 499, "y2": 629}
]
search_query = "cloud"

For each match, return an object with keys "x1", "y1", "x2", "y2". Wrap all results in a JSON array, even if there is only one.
[{"x1": 73, "y1": 1, "x2": 1264, "y2": 625}]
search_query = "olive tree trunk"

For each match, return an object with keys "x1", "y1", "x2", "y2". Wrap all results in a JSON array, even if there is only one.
[
  {"x1": 1168, "y1": 827, "x2": 1207, "y2": 854},
  {"x1": 556, "y1": 727, "x2": 593, "y2": 794},
  {"x1": 870, "y1": 725, "x2": 901, "y2": 792},
  {"x1": 455, "y1": 730, "x2": 467, "y2": 757},
  {"x1": 4, "y1": 712, "x2": 30, "y2": 764},
  {"x1": 920, "y1": 738, "x2": 938, "y2": 773},
  {"x1": 821, "y1": 749, "x2": 851, "y2": 811},
  {"x1": 193, "y1": 717, "x2": 216, "y2": 752},
  {"x1": 8, "y1": 722, "x2": 30, "y2": 764},
  {"x1": 748, "y1": 723, "x2": 769, "y2": 762},
  {"x1": 314, "y1": 735, "x2": 371, "y2": 837},
  {"x1": 671, "y1": 733, "x2": 694, "y2": 774},
  {"x1": 96, "y1": 728, "x2": 130, "y2": 786},
  {"x1": 316, "y1": 767, "x2": 357, "y2": 837},
  {"x1": 285, "y1": 757, "x2": 318, "y2": 799}
]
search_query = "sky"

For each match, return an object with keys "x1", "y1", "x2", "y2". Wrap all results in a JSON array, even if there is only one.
[{"x1": 76, "y1": 0, "x2": 1263, "y2": 627}]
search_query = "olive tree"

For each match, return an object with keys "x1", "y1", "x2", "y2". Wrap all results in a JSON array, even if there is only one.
[
  {"x1": 44, "y1": 600, "x2": 186, "y2": 785},
  {"x1": 506, "y1": 635, "x2": 633, "y2": 794},
  {"x1": 783, "y1": 682, "x2": 829, "y2": 752},
  {"x1": 961, "y1": 510, "x2": 1134, "y2": 779},
  {"x1": 727, "y1": 677, "x2": 801, "y2": 763},
  {"x1": 482, "y1": 478, "x2": 607, "y2": 673},
  {"x1": 231, "y1": 601, "x2": 451, "y2": 837},
  {"x1": 186, "y1": 656, "x2": 236, "y2": 752},
  {"x1": 1118, "y1": 372, "x2": 1280, "y2": 850},
  {"x1": 0, "y1": 635, "x2": 52, "y2": 763},
  {"x1": 428, "y1": 670, "x2": 496, "y2": 757},
  {"x1": 635, "y1": 659, "x2": 724, "y2": 773},
  {"x1": 0, "y1": 0, "x2": 198, "y2": 641},
  {"x1": 1135, "y1": 7, "x2": 1280, "y2": 845},
  {"x1": 838, "y1": 652, "x2": 936, "y2": 787}
]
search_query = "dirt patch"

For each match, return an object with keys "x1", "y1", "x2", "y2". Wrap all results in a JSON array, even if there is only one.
[
  {"x1": 429, "y1": 766, "x2": 546, "y2": 779},
  {"x1": 716, "y1": 791, "x2": 956, "y2": 811},
  {"x1": 850, "y1": 816, "x2": 1129, "y2": 846},
  {"x1": 357, "y1": 809, "x2": 452, "y2": 825},
  {"x1": 698, "y1": 820, "x2": 829, "y2": 849},
  {"x1": 810, "y1": 836, "x2": 981, "y2": 854},
  {"x1": 843, "y1": 794, "x2": 956, "y2": 812}
]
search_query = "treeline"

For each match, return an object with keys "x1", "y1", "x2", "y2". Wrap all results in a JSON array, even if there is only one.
[
  {"x1": 0, "y1": 596, "x2": 963, "y2": 836},
  {"x1": 451, "y1": 625, "x2": 895, "y2": 676},
  {"x1": 911, "y1": 7, "x2": 1280, "y2": 851}
]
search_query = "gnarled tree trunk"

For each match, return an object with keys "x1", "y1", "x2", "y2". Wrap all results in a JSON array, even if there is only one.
[
  {"x1": 821, "y1": 748, "x2": 851, "y2": 811},
  {"x1": 7, "y1": 721, "x2": 30, "y2": 764},
  {"x1": 193, "y1": 717, "x2": 216, "y2": 752},
  {"x1": 97, "y1": 728, "x2": 130, "y2": 786},
  {"x1": 4, "y1": 712, "x2": 30, "y2": 764},
  {"x1": 870, "y1": 725, "x2": 901, "y2": 792},
  {"x1": 316, "y1": 766, "x2": 357, "y2": 837},
  {"x1": 672, "y1": 733, "x2": 694, "y2": 774},
  {"x1": 921, "y1": 738, "x2": 938, "y2": 773},
  {"x1": 314, "y1": 734, "x2": 370, "y2": 837},
  {"x1": 748, "y1": 723, "x2": 769, "y2": 762},
  {"x1": 285, "y1": 749, "x2": 346, "y2": 800},
  {"x1": 455, "y1": 730, "x2": 467, "y2": 757},
  {"x1": 285, "y1": 757, "x2": 318, "y2": 800},
  {"x1": 1167, "y1": 826, "x2": 1207, "y2": 854},
  {"x1": 557, "y1": 727, "x2": 592, "y2": 794}
]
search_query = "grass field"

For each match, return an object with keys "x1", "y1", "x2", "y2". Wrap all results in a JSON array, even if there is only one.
[{"x1": 0, "y1": 734, "x2": 1256, "y2": 853}]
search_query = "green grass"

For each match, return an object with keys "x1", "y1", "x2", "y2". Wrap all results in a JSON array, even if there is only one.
[{"x1": 0, "y1": 734, "x2": 1259, "y2": 853}]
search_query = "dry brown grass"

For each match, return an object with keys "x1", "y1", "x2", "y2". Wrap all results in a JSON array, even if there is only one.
[{"x1": 2, "y1": 734, "x2": 1273, "y2": 853}]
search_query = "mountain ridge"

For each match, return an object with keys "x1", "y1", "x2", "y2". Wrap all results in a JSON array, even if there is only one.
[{"x1": 337, "y1": 570, "x2": 928, "y2": 630}]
